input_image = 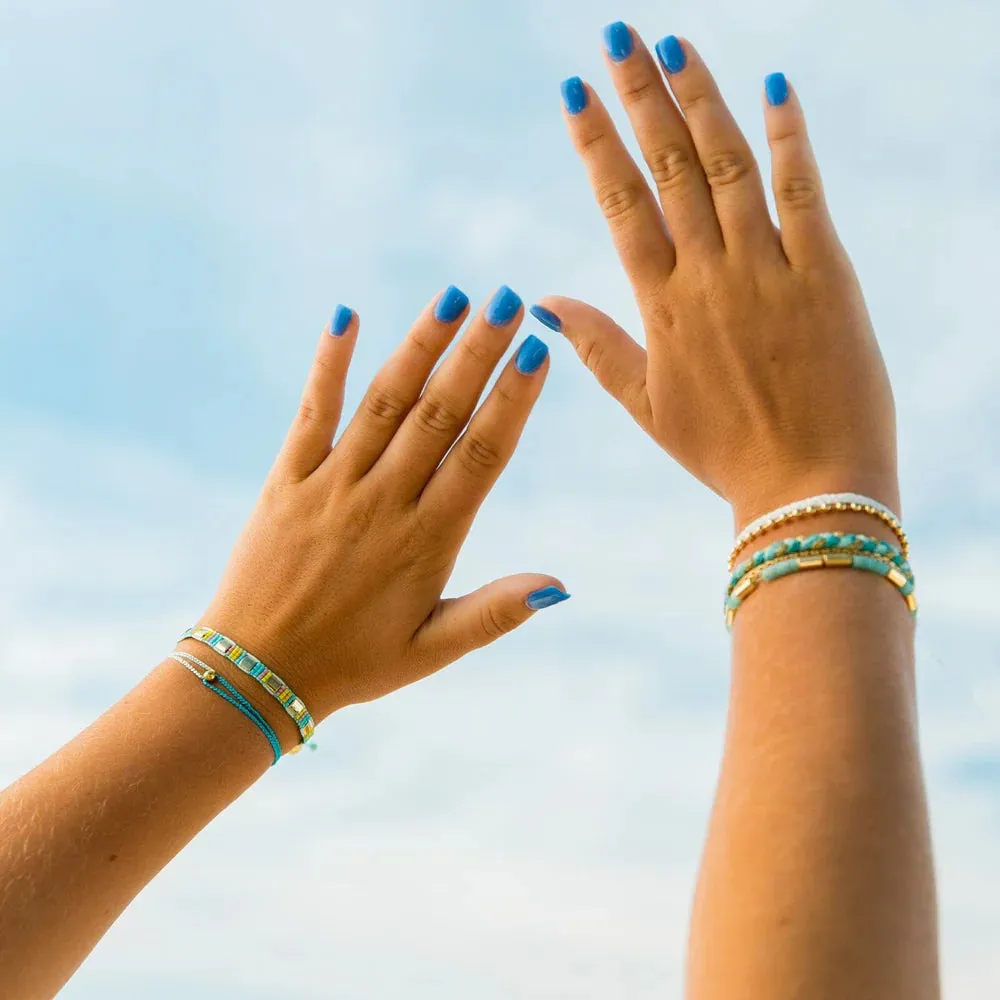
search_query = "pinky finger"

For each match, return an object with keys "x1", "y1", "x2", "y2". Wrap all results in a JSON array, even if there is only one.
[
  {"x1": 763, "y1": 74, "x2": 841, "y2": 268},
  {"x1": 275, "y1": 305, "x2": 359, "y2": 482}
]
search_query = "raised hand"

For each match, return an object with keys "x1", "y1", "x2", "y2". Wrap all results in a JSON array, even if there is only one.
[
  {"x1": 202, "y1": 286, "x2": 566, "y2": 735},
  {"x1": 533, "y1": 28, "x2": 898, "y2": 526}
]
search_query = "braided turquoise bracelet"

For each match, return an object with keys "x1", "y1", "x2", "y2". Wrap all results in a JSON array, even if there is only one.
[
  {"x1": 729, "y1": 532, "x2": 913, "y2": 593},
  {"x1": 725, "y1": 532, "x2": 918, "y2": 630},
  {"x1": 170, "y1": 651, "x2": 282, "y2": 765},
  {"x1": 179, "y1": 626, "x2": 316, "y2": 749}
]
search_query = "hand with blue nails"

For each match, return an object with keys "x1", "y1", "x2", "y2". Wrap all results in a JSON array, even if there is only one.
[
  {"x1": 204, "y1": 285, "x2": 566, "y2": 727},
  {"x1": 543, "y1": 30, "x2": 899, "y2": 532}
]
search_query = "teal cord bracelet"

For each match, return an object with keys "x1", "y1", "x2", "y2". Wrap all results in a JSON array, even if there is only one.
[
  {"x1": 724, "y1": 533, "x2": 918, "y2": 631},
  {"x1": 170, "y1": 652, "x2": 282, "y2": 765},
  {"x1": 179, "y1": 626, "x2": 315, "y2": 750}
]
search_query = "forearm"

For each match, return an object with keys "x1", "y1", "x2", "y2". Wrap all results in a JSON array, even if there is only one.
[
  {"x1": 0, "y1": 661, "x2": 271, "y2": 1000},
  {"x1": 687, "y1": 519, "x2": 939, "y2": 999}
]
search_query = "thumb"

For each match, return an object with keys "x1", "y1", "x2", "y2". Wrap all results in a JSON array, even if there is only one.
[
  {"x1": 529, "y1": 297, "x2": 651, "y2": 429},
  {"x1": 414, "y1": 574, "x2": 571, "y2": 666}
]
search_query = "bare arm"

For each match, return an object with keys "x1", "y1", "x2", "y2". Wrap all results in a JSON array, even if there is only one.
[
  {"x1": 541, "y1": 25, "x2": 938, "y2": 999},
  {"x1": 0, "y1": 288, "x2": 566, "y2": 999}
]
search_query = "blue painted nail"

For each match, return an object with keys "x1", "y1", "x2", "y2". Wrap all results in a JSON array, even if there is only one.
[
  {"x1": 331, "y1": 304, "x2": 353, "y2": 337},
  {"x1": 529, "y1": 304, "x2": 562, "y2": 333},
  {"x1": 765, "y1": 72, "x2": 789, "y2": 107},
  {"x1": 561, "y1": 76, "x2": 588, "y2": 115},
  {"x1": 526, "y1": 586, "x2": 571, "y2": 612},
  {"x1": 655, "y1": 35, "x2": 686, "y2": 74},
  {"x1": 434, "y1": 285, "x2": 470, "y2": 323},
  {"x1": 485, "y1": 285, "x2": 522, "y2": 328},
  {"x1": 603, "y1": 21, "x2": 634, "y2": 62},
  {"x1": 515, "y1": 334, "x2": 549, "y2": 375}
]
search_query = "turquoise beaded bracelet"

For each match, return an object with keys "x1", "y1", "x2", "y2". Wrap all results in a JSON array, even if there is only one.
[
  {"x1": 725, "y1": 533, "x2": 918, "y2": 630},
  {"x1": 729, "y1": 532, "x2": 913, "y2": 594},
  {"x1": 178, "y1": 626, "x2": 316, "y2": 750},
  {"x1": 170, "y1": 651, "x2": 282, "y2": 765}
]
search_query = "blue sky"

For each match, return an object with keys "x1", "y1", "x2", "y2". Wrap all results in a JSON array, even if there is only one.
[{"x1": 0, "y1": 0, "x2": 998, "y2": 996}]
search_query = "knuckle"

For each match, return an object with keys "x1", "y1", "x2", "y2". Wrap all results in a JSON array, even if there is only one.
[
  {"x1": 597, "y1": 181, "x2": 645, "y2": 225},
  {"x1": 459, "y1": 335, "x2": 498, "y2": 366},
  {"x1": 679, "y1": 88, "x2": 712, "y2": 115},
  {"x1": 408, "y1": 328, "x2": 440, "y2": 358},
  {"x1": 577, "y1": 128, "x2": 608, "y2": 154},
  {"x1": 480, "y1": 604, "x2": 521, "y2": 640},
  {"x1": 296, "y1": 400, "x2": 321, "y2": 427},
  {"x1": 777, "y1": 175, "x2": 822, "y2": 210},
  {"x1": 618, "y1": 75, "x2": 658, "y2": 108},
  {"x1": 457, "y1": 432, "x2": 503, "y2": 477},
  {"x1": 413, "y1": 395, "x2": 463, "y2": 437},
  {"x1": 647, "y1": 142, "x2": 694, "y2": 191},
  {"x1": 704, "y1": 150, "x2": 754, "y2": 189},
  {"x1": 363, "y1": 385, "x2": 410, "y2": 424}
]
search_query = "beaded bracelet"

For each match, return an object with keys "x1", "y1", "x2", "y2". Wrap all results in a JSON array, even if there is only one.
[
  {"x1": 724, "y1": 541, "x2": 918, "y2": 630},
  {"x1": 729, "y1": 532, "x2": 913, "y2": 594},
  {"x1": 730, "y1": 493, "x2": 908, "y2": 572},
  {"x1": 170, "y1": 651, "x2": 282, "y2": 765},
  {"x1": 179, "y1": 626, "x2": 316, "y2": 750}
]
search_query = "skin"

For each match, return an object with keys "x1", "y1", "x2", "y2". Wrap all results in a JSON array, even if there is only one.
[
  {"x1": 539, "y1": 29, "x2": 939, "y2": 1000},
  {"x1": 0, "y1": 291, "x2": 564, "y2": 999},
  {"x1": 0, "y1": 27, "x2": 940, "y2": 1000}
]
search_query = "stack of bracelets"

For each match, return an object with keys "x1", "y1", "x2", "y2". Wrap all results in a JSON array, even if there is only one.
[
  {"x1": 170, "y1": 626, "x2": 316, "y2": 765},
  {"x1": 724, "y1": 492, "x2": 917, "y2": 631}
]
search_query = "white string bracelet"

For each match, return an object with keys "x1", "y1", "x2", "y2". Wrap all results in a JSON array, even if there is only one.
[{"x1": 730, "y1": 492, "x2": 908, "y2": 572}]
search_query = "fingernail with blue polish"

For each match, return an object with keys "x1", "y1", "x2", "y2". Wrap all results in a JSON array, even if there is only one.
[
  {"x1": 435, "y1": 285, "x2": 470, "y2": 323},
  {"x1": 529, "y1": 304, "x2": 563, "y2": 333},
  {"x1": 603, "y1": 21, "x2": 634, "y2": 62},
  {"x1": 561, "y1": 76, "x2": 588, "y2": 115},
  {"x1": 526, "y1": 586, "x2": 571, "y2": 612},
  {"x1": 515, "y1": 334, "x2": 549, "y2": 375},
  {"x1": 331, "y1": 304, "x2": 353, "y2": 337},
  {"x1": 765, "y1": 72, "x2": 789, "y2": 107},
  {"x1": 486, "y1": 285, "x2": 522, "y2": 328},
  {"x1": 656, "y1": 35, "x2": 686, "y2": 74}
]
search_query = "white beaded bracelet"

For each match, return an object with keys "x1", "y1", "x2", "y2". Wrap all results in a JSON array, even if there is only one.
[{"x1": 729, "y1": 493, "x2": 908, "y2": 572}]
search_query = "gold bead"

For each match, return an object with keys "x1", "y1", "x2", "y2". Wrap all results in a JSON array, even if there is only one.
[
  {"x1": 732, "y1": 577, "x2": 759, "y2": 601},
  {"x1": 887, "y1": 568, "x2": 908, "y2": 589},
  {"x1": 726, "y1": 608, "x2": 737, "y2": 629},
  {"x1": 799, "y1": 556, "x2": 825, "y2": 570},
  {"x1": 204, "y1": 669, "x2": 217, "y2": 682},
  {"x1": 823, "y1": 553, "x2": 854, "y2": 568},
  {"x1": 905, "y1": 593, "x2": 919, "y2": 614}
]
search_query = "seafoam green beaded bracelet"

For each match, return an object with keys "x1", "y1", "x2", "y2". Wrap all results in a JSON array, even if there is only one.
[
  {"x1": 179, "y1": 626, "x2": 316, "y2": 750},
  {"x1": 724, "y1": 532, "x2": 918, "y2": 631},
  {"x1": 728, "y1": 532, "x2": 913, "y2": 593}
]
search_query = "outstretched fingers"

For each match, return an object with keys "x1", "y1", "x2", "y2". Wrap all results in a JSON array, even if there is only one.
[
  {"x1": 599, "y1": 22, "x2": 722, "y2": 255},
  {"x1": 329, "y1": 285, "x2": 471, "y2": 481},
  {"x1": 657, "y1": 37, "x2": 778, "y2": 257},
  {"x1": 376, "y1": 286, "x2": 525, "y2": 498},
  {"x1": 419, "y1": 332, "x2": 550, "y2": 529},
  {"x1": 762, "y1": 74, "x2": 842, "y2": 268}
]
